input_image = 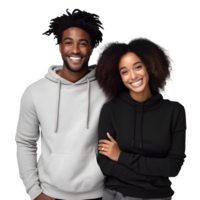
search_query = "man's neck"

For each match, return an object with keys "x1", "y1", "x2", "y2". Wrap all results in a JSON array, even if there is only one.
[{"x1": 57, "y1": 64, "x2": 90, "y2": 83}]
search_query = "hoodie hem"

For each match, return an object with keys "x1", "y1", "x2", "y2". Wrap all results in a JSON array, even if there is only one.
[
  {"x1": 41, "y1": 183, "x2": 104, "y2": 200},
  {"x1": 122, "y1": 187, "x2": 174, "y2": 199},
  {"x1": 106, "y1": 186, "x2": 174, "y2": 199}
]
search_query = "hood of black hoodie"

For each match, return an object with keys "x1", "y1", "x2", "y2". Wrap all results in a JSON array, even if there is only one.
[{"x1": 118, "y1": 90, "x2": 163, "y2": 149}]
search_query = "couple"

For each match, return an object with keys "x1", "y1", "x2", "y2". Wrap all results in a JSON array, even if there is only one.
[{"x1": 15, "y1": 9, "x2": 186, "y2": 200}]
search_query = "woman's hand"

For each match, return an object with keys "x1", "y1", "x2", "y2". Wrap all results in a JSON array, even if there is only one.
[{"x1": 98, "y1": 133, "x2": 121, "y2": 161}]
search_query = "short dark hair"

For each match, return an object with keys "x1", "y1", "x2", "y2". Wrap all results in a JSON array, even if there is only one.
[
  {"x1": 96, "y1": 38, "x2": 172, "y2": 97},
  {"x1": 43, "y1": 9, "x2": 103, "y2": 47}
]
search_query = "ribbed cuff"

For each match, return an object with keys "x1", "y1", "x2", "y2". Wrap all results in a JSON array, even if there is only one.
[
  {"x1": 103, "y1": 159, "x2": 117, "y2": 175},
  {"x1": 118, "y1": 151, "x2": 131, "y2": 167},
  {"x1": 28, "y1": 184, "x2": 43, "y2": 200}
]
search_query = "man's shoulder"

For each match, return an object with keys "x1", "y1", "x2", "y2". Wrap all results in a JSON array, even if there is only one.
[
  {"x1": 22, "y1": 77, "x2": 49, "y2": 98},
  {"x1": 28, "y1": 77, "x2": 48, "y2": 89}
]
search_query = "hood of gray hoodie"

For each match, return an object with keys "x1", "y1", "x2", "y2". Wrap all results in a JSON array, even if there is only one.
[{"x1": 45, "y1": 65, "x2": 97, "y2": 132}]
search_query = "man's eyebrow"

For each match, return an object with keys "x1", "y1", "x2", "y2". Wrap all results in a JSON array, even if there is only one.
[
  {"x1": 119, "y1": 61, "x2": 142, "y2": 71},
  {"x1": 63, "y1": 37, "x2": 88, "y2": 43}
]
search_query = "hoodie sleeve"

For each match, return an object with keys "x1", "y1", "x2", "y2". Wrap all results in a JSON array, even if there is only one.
[
  {"x1": 15, "y1": 87, "x2": 43, "y2": 200},
  {"x1": 97, "y1": 104, "x2": 157, "y2": 184},
  {"x1": 118, "y1": 106, "x2": 186, "y2": 177}
]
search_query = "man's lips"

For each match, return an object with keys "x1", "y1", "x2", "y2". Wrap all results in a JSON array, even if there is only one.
[
  {"x1": 69, "y1": 57, "x2": 82, "y2": 63},
  {"x1": 68, "y1": 56, "x2": 83, "y2": 58}
]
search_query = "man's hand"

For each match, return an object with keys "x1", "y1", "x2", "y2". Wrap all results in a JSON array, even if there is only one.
[{"x1": 34, "y1": 193, "x2": 55, "y2": 200}]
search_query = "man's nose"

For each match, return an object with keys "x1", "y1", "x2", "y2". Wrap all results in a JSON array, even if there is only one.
[{"x1": 71, "y1": 43, "x2": 80, "y2": 54}]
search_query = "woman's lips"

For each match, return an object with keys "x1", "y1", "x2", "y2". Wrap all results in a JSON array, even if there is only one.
[{"x1": 131, "y1": 79, "x2": 143, "y2": 87}]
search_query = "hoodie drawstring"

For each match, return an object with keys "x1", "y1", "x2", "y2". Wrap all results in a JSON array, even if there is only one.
[
  {"x1": 54, "y1": 78, "x2": 90, "y2": 132},
  {"x1": 86, "y1": 78, "x2": 90, "y2": 129},
  {"x1": 55, "y1": 79, "x2": 61, "y2": 132},
  {"x1": 140, "y1": 103, "x2": 144, "y2": 149},
  {"x1": 132, "y1": 101, "x2": 144, "y2": 149},
  {"x1": 132, "y1": 101, "x2": 135, "y2": 147}
]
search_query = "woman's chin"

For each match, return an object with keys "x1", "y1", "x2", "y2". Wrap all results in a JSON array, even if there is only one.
[{"x1": 128, "y1": 86, "x2": 145, "y2": 94}]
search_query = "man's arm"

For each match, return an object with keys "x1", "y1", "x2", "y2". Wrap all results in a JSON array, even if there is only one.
[{"x1": 15, "y1": 87, "x2": 43, "y2": 200}]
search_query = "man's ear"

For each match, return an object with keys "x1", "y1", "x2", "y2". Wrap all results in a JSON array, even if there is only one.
[
  {"x1": 59, "y1": 43, "x2": 62, "y2": 53},
  {"x1": 91, "y1": 47, "x2": 95, "y2": 57}
]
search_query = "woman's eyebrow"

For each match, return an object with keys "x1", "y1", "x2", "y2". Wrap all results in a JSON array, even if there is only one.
[{"x1": 119, "y1": 61, "x2": 142, "y2": 71}]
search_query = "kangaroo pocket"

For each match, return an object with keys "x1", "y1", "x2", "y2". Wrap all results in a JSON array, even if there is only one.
[{"x1": 39, "y1": 153, "x2": 105, "y2": 192}]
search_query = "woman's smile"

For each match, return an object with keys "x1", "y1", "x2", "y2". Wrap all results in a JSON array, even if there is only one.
[{"x1": 130, "y1": 78, "x2": 143, "y2": 87}]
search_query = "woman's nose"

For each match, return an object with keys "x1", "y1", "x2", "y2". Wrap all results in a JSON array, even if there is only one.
[{"x1": 130, "y1": 70, "x2": 138, "y2": 80}]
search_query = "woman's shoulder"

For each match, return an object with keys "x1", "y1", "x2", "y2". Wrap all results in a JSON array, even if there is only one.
[{"x1": 162, "y1": 98, "x2": 185, "y2": 112}]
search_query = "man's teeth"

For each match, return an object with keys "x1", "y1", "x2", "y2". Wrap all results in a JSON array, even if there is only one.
[
  {"x1": 132, "y1": 80, "x2": 141, "y2": 85},
  {"x1": 70, "y1": 57, "x2": 81, "y2": 60}
]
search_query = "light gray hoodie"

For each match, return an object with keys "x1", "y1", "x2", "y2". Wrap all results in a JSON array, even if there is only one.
[{"x1": 15, "y1": 65, "x2": 108, "y2": 200}]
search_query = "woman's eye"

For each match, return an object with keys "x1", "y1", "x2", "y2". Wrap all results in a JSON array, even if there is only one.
[
  {"x1": 122, "y1": 66, "x2": 142, "y2": 74},
  {"x1": 122, "y1": 71, "x2": 127, "y2": 74}
]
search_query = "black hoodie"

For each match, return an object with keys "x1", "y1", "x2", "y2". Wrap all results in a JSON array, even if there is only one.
[{"x1": 97, "y1": 90, "x2": 186, "y2": 199}]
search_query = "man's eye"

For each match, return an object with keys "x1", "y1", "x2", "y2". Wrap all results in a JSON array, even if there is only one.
[
  {"x1": 80, "y1": 43, "x2": 87, "y2": 46},
  {"x1": 66, "y1": 42, "x2": 86, "y2": 45}
]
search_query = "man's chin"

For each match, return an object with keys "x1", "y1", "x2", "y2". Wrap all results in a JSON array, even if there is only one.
[
  {"x1": 63, "y1": 59, "x2": 90, "y2": 72},
  {"x1": 66, "y1": 65, "x2": 87, "y2": 73}
]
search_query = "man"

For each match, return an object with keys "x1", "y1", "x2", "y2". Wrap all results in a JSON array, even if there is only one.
[{"x1": 15, "y1": 9, "x2": 107, "y2": 200}]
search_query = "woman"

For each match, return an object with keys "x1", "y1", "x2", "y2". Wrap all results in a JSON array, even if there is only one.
[{"x1": 95, "y1": 38, "x2": 186, "y2": 200}]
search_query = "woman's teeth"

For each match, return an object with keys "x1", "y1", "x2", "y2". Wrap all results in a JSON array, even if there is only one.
[{"x1": 132, "y1": 80, "x2": 142, "y2": 86}]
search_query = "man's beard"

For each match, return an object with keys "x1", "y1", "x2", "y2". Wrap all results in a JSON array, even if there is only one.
[{"x1": 63, "y1": 54, "x2": 90, "y2": 72}]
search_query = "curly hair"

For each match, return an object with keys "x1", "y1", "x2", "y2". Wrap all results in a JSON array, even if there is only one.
[
  {"x1": 96, "y1": 38, "x2": 172, "y2": 97},
  {"x1": 43, "y1": 9, "x2": 103, "y2": 48}
]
